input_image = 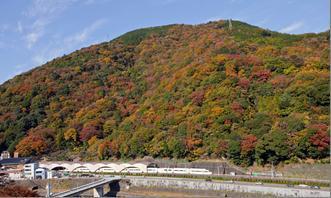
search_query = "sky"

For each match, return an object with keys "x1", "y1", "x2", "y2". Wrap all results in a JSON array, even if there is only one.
[{"x1": 0, "y1": 0, "x2": 329, "y2": 84}]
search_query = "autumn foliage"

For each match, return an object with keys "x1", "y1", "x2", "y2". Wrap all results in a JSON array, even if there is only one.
[
  {"x1": 0, "y1": 20, "x2": 328, "y2": 165},
  {"x1": 240, "y1": 135, "x2": 257, "y2": 154},
  {"x1": 79, "y1": 121, "x2": 102, "y2": 142},
  {"x1": 15, "y1": 134, "x2": 48, "y2": 157},
  {"x1": 308, "y1": 124, "x2": 330, "y2": 151},
  {"x1": 0, "y1": 185, "x2": 39, "y2": 197}
]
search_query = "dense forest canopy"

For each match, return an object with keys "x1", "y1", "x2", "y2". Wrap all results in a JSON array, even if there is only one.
[{"x1": 0, "y1": 20, "x2": 329, "y2": 166}]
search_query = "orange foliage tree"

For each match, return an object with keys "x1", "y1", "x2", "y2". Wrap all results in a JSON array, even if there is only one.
[{"x1": 15, "y1": 134, "x2": 48, "y2": 157}]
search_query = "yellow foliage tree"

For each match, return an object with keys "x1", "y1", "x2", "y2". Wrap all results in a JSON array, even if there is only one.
[
  {"x1": 64, "y1": 128, "x2": 77, "y2": 142},
  {"x1": 88, "y1": 135, "x2": 98, "y2": 146},
  {"x1": 225, "y1": 61, "x2": 237, "y2": 78}
]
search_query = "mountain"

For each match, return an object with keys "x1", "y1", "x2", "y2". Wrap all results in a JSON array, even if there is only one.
[{"x1": 0, "y1": 20, "x2": 329, "y2": 165}]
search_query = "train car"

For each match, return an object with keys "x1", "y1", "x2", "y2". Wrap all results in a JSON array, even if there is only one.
[
  {"x1": 122, "y1": 167, "x2": 143, "y2": 173},
  {"x1": 173, "y1": 168, "x2": 189, "y2": 174},
  {"x1": 189, "y1": 168, "x2": 212, "y2": 175},
  {"x1": 153, "y1": 167, "x2": 212, "y2": 175},
  {"x1": 147, "y1": 168, "x2": 158, "y2": 173},
  {"x1": 157, "y1": 168, "x2": 174, "y2": 174}
]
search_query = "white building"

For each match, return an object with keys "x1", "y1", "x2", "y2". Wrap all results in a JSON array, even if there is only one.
[
  {"x1": 24, "y1": 163, "x2": 38, "y2": 179},
  {"x1": 8, "y1": 171, "x2": 24, "y2": 180},
  {"x1": 47, "y1": 170, "x2": 55, "y2": 179},
  {"x1": 0, "y1": 151, "x2": 10, "y2": 160},
  {"x1": 35, "y1": 167, "x2": 48, "y2": 179}
]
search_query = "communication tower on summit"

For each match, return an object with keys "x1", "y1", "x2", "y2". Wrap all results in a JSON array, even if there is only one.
[{"x1": 229, "y1": 19, "x2": 233, "y2": 31}]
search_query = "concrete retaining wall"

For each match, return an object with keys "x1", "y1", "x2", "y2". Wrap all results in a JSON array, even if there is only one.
[{"x1": 128, "y1": 177, "x2": 330, "y2": 197}]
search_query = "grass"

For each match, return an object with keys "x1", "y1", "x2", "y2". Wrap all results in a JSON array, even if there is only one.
[{"x1": 278, "y1": 163, "x2": 331, "y2": 180}]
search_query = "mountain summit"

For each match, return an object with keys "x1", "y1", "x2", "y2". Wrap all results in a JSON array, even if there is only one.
[{"x1": 0, "y1": 20, "x2": 329, "y2": 165}]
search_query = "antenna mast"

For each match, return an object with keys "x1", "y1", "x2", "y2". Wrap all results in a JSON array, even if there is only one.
[{"x1": 229, "y1": 19, "x2": 232, "y2": 31}]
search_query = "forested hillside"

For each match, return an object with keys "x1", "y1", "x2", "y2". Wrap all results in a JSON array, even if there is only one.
[{"x1": 0, "y1": 20, "x2": 329, "y2": 166}]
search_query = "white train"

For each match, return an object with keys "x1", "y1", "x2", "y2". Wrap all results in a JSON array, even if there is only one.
[
  {"x1": 74, "y1": 166, "x2": 212, "y2": 175},
  {"x1": 147, "y1": 168, "x2": 212, "y2": 175},
  {"x1": 121, "y1": 167, "x2": 143, "y2": 173}
]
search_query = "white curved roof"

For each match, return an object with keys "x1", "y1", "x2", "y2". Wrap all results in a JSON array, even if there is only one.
[{"x1": 39, "y1": 161, "x2": 148, "y2": 172}]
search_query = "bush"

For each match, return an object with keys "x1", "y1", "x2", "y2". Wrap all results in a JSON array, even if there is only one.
[
  {"x1": 261, "y1": 30, "x2": 272, "y2": 37},
  {"x1": 0, "y1": 185, "x2": 39, "y2": 197}
]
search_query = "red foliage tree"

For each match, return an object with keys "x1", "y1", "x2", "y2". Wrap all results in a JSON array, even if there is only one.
[
  {"x1": 79, "y1": 121, "x2": 102, "y2": 142},
  {"x1": 190, "y1": 90, "x2": 205, "y2": 106},
  {"x1": 215, "y1": 140, "x2": 228, "y2": 157},
  {"x1": 238, "y1": 77, "x2": 250, "y2": 89},
  {"x1": 240, "y1": 134, "x2": 258, "y2": 154},
  {"x1": 309, "y1": 124, "x2": 330, "y2": 151},
  {"x1": 250, "y1": 69, "x2": 271, "y2": 82},
  {"x1": 231, "y1": 101, "x2": 244, "y2": 115}
]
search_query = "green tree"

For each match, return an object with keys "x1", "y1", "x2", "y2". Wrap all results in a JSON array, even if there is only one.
[
  {"x1": 103, "y1": 119, "x2": 116, "y2": 136},
  {"x1": 227, "y1": 140, "x2": 242, "y2": 165},
  {"x1": 245, "y1": 113, "x2": 272, "y2": 137},
  {"x1": 255, "y1": 130, "x2": 289, "y2": 165},
  {"x1": 168, "y1": 138, "x2": 186, "y2": 158}
]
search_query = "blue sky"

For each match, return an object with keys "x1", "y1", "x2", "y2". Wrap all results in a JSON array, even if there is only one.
[{"x1": 0, "y1": 0, "x2": 329, "y2": 84}]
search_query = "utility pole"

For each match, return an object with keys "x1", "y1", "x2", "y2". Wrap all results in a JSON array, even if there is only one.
[
  {"x1": 271, "y1": 161, "x2": 275, "y2": 178},
  {"x1": 46, "y1": 181, "x2": 51, "y2": 198}
]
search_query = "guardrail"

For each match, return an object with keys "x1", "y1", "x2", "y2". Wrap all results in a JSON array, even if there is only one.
[{"x1": 51, "y1": 176, "x2": 121, "y2": 197}]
